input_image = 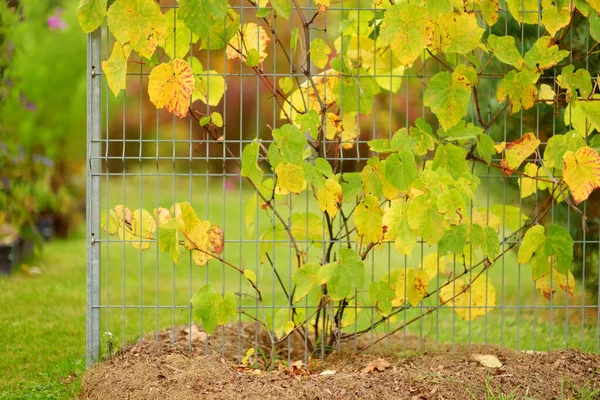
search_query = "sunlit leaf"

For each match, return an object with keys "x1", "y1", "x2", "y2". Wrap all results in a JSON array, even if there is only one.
[
  {"x1": 487, "y1": 34, "x2": 524, "y2": 69},
  {"x1": 439, "y1": 277, "x2": 496, "y2": 321},
  {"x1": 148, "y1": 60, "x2": 195, "y2": 118},
  {"x1": 497, "y1": 69, "x2": 539, "y2": 114},
  {"x1": 435, "y1": 11, "x2": 484, "y2": 54},
  {"x1": 354, "y1": 195, "x2": 384, "y2": 244},
  {"x1": 524, "y1": 36, "x2": 569, "y2": 71},
  {"x1": 102, "y1": 43, "x2": 131, "y2": 97},
  {"x1": 562, "y1": 146, "x2": 600, "y2": 204},
  {"x1": 107, "y1": 0, "x2": 167, "y2": 59},
  {"x1": 424, "y1": 70, "x2": 471, "y2": 131},
  {"x1": 317, "y1": 178, "x2": 342, "y2": 218},
  {"x1": 77, "y1": 0, "x2": 107, "y2": 34},
  {"x1": 499, "y1": 133, "x2": 540, "y2": 176},
  {"x1": 227, "y1": 23, "x2": 270, "y2": 64}
]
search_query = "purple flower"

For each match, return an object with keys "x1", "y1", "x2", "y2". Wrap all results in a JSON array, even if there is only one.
[{"x1": 47, "y1": 8, "x2": 67, "y2": 31}]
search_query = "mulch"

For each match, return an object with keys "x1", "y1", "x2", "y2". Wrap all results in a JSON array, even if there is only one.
[{"x1": 79, "y1": 323, "x2": 600, "y2": 399}]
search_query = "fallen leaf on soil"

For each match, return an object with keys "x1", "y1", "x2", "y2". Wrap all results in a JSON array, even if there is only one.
[
  {"x1": 471, "y1": 354, "x2": 503, "y2": 368},
  {"x1": 320, "y1": 370, "x2": 336, "y2": 376},
  {"x1": 362, "y1": 358, "x2": 391, "y2": 373},
  {"x1": 182, "y1": 325, "x2": 207, "y2": 343}
]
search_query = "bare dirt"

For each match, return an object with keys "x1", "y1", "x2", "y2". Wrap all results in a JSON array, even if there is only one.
[{"x1": 80, "y1": 324, "x2": 600, "y2": 399}]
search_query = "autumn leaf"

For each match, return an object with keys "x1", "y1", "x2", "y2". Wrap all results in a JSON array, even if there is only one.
[
  {"x1": 562, "y1": 147, "x2": 600, "y2": 204},
  {"x1": 106, "y1": 0, "x2": 167, "y2": 59},
  {"x1": 148, "y1": 59, "x2": 195, "y2": 118},
  {"x1": 499, "y1": 133, "x2": 540, "y2": 176},
  {"x1": 497, "y1": 69, "x2": 539, "y2": 114},
  {"x1": 102, "y1": 43, "x2": 131, "y2": 97},
  {"x1": 379, "y1": 3, "x2": 434, "y2": 66},
  {"x1": 354, "y1": 195, "x2": 384, "y2": 244},
  {"x1": 77, "y1": 0, "x2": 107, "y2": 34},
  {"x1": 227, "y1": 23, "x2": 270, "y2": 64},
  {"x1": 317, "y1": 178, "x2": 342, "y2": 218},
  {"x1": 536, "y1": 268, "x2": 575, "y2": 300},
  {"x1": 439, "y1": 277, "x2": 496, "y2": 321}
]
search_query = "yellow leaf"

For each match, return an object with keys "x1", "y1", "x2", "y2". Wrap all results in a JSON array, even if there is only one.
[
  {"x1": 536, "y1": 268, "x2": 575, "y2": 300},
  {"x1": 519, "y1": 163, "x2": 548, "y2": 199},
  {"x1": 131, "y1": 209, "x2": 156, "y2": 250},
  {"x1": 499, "y1": 133, "x2": 540, "y2": 176},
  {"x1": 275, "y1": 162, "x2": 305, "y2": 194},
  {"x1": 418, "y1": 253, "x2": 445, "y2": 279},
  {"x1": 439, "y1": 277, "x2": 496, "y2": 321},
  {"x1": 317, "y1": 178, "x2": 342, "y2": 217},
  {"x1": 562, "y1": 147, "x2": 600, "y2": 204},
  {"x1": 227, "y1": 23, "x2": 270, "y2": 64},
  {"x1": 538, "y1": 83, "x2": 556, "y2": 104},
  {"x1": 102, "y1": 43, "x2": 131, "y2": 97},
  {"x1": 315, "y1": 0, "x2": 329, "y2": 12},
  {"x1": 148, "y1": 60, "x2": 195, "y2": 118},
  {"x1": 187, "y1": 221, "x2": 212, "y2": 266},
  {"x1": 208, "y1": 225, "x2": 224, "y2": 254},
  {"x1": 243, "y1": 269, "x2": 257, "y2": 283},
  {"x1": 389, "y1": 268, "x2": 430, "y2": 307}
]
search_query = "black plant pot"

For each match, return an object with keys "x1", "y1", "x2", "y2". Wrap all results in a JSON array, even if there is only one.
[
  {"x1": 19, "y1": 238, "x2": 34, "y2": 262},
  {"x1": 36, "y1": 215, "x2": 55, "y2": 241},
  {"x1": 0, "y1": 238, "x2": 20, "y2": 276}
]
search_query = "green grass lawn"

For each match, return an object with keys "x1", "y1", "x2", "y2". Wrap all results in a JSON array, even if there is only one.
[{"x1": 0, "y1": 176, "x2": 598, "y2": 399}]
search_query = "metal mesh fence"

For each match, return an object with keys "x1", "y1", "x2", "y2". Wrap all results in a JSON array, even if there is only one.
[{"x1": 86, "y1": 0, "x2": 600, "y2": 366}]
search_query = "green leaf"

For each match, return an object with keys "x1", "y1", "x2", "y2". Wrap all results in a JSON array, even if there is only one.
[
  {"x1": 107, "y1": 0, "x2": 167, "y2": 59},
  {"x1": 157, "y1": 218, "x2": 180, "y2": 263},
  {"x1": 317, "y1": 248, "x2": 364, "y2": 301},
  {"x1": 334, "y1": 73, "x2": 381, "y2": 115},
  {"x1": 385, "y1": 150, "x2": 418, "y2": 192},
  {"x1": 191, "y1": 285, "x2": 237, "y2": 334},
  {"x1": 310, "y1": 38, "x2": 331, "y2": 69},
  {"x1": 189, "y1": 58, "x2": 226, "y2": 107},
  {"x1": 424, "y1": 70, "x2": 471, "y2": 131},
  {"x1": 407, "y1": 194, "x2": 447, "y2": 245},
  {"x1": 382, "y1": 200, "x2": 416, "y2": 256},
  {"x1": 341, "y1": 172, "x2": 362, "y2": 202},
  {"x1": 590, "y1": 13, "x2": 600, "y2": 42},
  {"x1": 487, "y1": 34, "x2": 524, "y2": 69},
  {"x1": 470, "y1": 224, "x2": 500, "y2": 258},
  {"x1": 437, "y1": 188, "x2": 465, "y2": 224},
  {"x1": 178, "y1": 0, "x2": 229, "y2": 46},
  {"x1": 270, "y1": 0, "x2": 291, "y2": 19},
  {"x1": 241, "y1": 142, "x2": 264, "y2": 187},
  {"x1": 557, "y1": 65, "x2": 592, "y2": 102},
  {"x1": 436, "y1": 11, "x2": 484, "y2": 54},
  {"x1": 544, "y1": 133, "x2": 586, "y2": 169},
  {"x1": 564, "y1": 95, "x2": 600, "y2": 136},
  {"x1": 497, "y1": 69, "x2": 539, "y2": 114},
  {"x1": 77, "y1": 0, "x2": 107, "y2": 34},
  {"x1": 477, "y1": 134, "x2": 496, "y2": 165},
  {"x1": 199, "y1": 9, "x2": 240, "y2": 51},
  {"x1": 545, "y1": 224, "x2": 574, "y2": 273},
  {"x1": 291, "y1": 212, "x2": 323, "y2": 244},
  {"x1": 518, "y1": 225, "x2": 546, "y2": 264},
  {"x1": 272, "y1": 124, "x2": 307, "y2": 165},
  {"x1": 379, "y1": 3, "x2": 434, "y2": 66},
  {"x1": 438, "y1": 224, "x2": 468, "y2": 255},
  {"x1": 361, "y1": 164, "x2": 383, "y2": 198},
  {"x1": 244, "y1": 194, "x2": 258, "y2": 237},
  {"x1": 256, "y1": 7, "x2": 270, "y2": 18},
  {"x1": 432, "y1": 143, "x2": 468, "y2": 179},
  {"x1": 245, "y1": 49, "x2": 260, "y2": 67},
  {"x1": 524, "y1": 36, "x2": 569, "y2": 71},
  {"x1": 369, "y1": 281, "x2": 395, "y2": 316},
  {"x1": 296, "y1": 109, "x2": 320, "y2": 140},
  {"x1": 163, "y1": 9, "x2": 198, "y2": 60},
  {"x1": 441, "y1": 121, "x2": 482, "y2": 141},
  {"x1": 292, "y1": 263, "x2": 320, "y2": 302}
]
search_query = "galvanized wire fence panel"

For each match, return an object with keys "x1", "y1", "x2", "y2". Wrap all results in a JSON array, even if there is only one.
[{"x1": 86, "y1": 1, "x2": 600, "y2": 366}]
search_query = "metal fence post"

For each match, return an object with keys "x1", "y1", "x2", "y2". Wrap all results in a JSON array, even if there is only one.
[{"x1": 86, "y1": 28, "x2": 102, "y2": 367}]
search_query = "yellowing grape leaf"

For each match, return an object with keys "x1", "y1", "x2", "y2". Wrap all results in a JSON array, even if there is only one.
[
  {"x1": 208, "y1": 225, "x2": 224, "y2": 254},
  {"x1": 369, "y1": 281, "x2": 395, "y2": 316},
  {"x1": 499, "y1": 133, "x2": 540, "y2": 176},
  {"x1": 163, "y1": 9, "x2": 198, "y2": 60},
  {"x1": 487, "y1": 34, "x2": 525, "y2": 69},
  {"x1": 188, "y1": 57, "x2": 227, "y2": 107},
  {"x1": 389, "y1": 268, "x2": 430, "y2": 307},
  {"x1": 407, "y1": 193, "x2": 448, "y2": 245},
  {"x1": 292, "y1": 263, "x2": 320, "y2": 302},
  {"x1": 354, "y1": 195, "x2": 384, "y2": 244},
  {"x1": 315, "y1": 0, "x2": 329, "y2": 13},
  {"x1": 506, "y1": 0, "x2": 539, "y2": 24},
  {"x1": 378, "y1": 3, "x2": 434, "y2": 66},
  {"x1": 275, "y1": 162, "x2": 305, "y2": 194},
  {"x1": 131, "y1": 209, "x2": 156, "y2": 250},
  {"x1": 424, "y1": 70, "x2": 471, "y2": 131},
  {"x1": 562, "y1": 146, "x2": 600, "y2": 204},
  {"x1": 102, "y1": 42, "x2": 131, "y2": 97},
  {"x1": 382, "y1": 200, "x2": 416, "y2": 256},
  {"x1": 557, "y1": 65, "x2": 592, "y2": 104},
  {"x1": 435, "y1": 11, "x2": 484, "y2": 54},
  {"x1": 317, "y1": 178, "x2": 342, "y2": 217},
  {"x1": 419, "y1": 253, "x2": 446, "y2": 279},
  {"x1": 536, "y1": 268, "x2": 575, "y2": 300},
  {"x1": 564, "y1": 95, "x2": 600, "y2": 137},
  {"x1": 542, "y1": 0, "x2": 571, "y2": 37},
  {"x1": 439, "y1": 277, "x2": 496, "y2": 321},
  {"x1": 177, "y1": 0, "x2": 229, "y2": 46},
  {"x1": 77, "y1": 0, "x2": 107, "y2": 34},
  {"x1": 191, "y1": 284, "x2": 236, "y2": 334},
  {"x1": 148, "y1": 59, "x2": 195, "y2": 118},
  {"x1": 543, "y1": 133, "x2": 586, "y2": 169},
  {"x1": 497, "y1": 69, "x2": 539, "y2": 114},
  {"x1": 227, "y1": 23, "x2": 270, "y2": 64},
  {"x1": 106, "y1": 0, "x2": 167, "y2": 59},
  {"x1": 519, "y1": 162, "x2": 548, "y2": 198},
  {"x1": 187, "y1": 220, "x2": 213, "y2": 266},
  {"x1": 310, "y1": 38, "x2": 331, "y2": 69},
  {"x1": 524, "y1": 36, "x2": 569, "y2": 71}
]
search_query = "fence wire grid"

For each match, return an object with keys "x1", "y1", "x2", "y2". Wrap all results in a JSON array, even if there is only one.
[{"x1": 86, "y1": 0, "x2": 600, "y2": 366}]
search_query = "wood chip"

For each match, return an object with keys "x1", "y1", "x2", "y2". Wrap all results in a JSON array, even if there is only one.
[{"x1": 471, "y1": 354, "x2": 503, "y2": 368}]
